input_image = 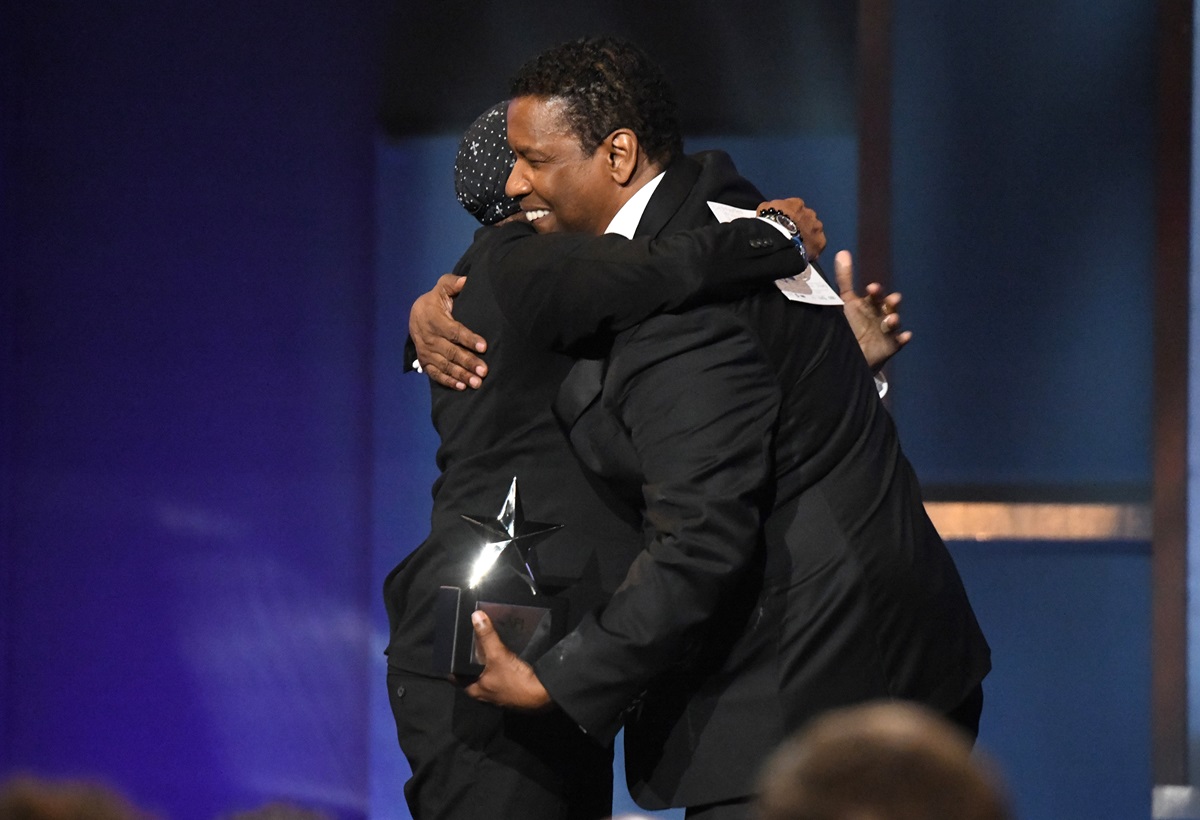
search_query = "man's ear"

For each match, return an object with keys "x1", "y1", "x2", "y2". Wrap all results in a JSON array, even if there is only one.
[{"x1": 606, "y1": 129, "x2": 641, "y2": 185}]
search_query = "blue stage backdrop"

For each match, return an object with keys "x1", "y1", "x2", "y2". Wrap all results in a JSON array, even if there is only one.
[
  {"x1": 2, "y1": 2, "x2": 1162, "y2": 819},
  {"x1": 890, "y1": 0, "x2": 1154, "y2": 496},
  {"x1": 2, "y1": 2, "x2": 387, "y2": 817}
]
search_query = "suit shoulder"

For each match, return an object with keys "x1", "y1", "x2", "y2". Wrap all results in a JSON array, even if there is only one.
[
  {"x1": 454, "y1": 220, "x2": 536, "y2": 269},
  {"x1": 690, "y1": 149, "x2": 738, "y2": 176},
  {"x1": 688, "y1": 150, "x2": 763, "y2": 206}
]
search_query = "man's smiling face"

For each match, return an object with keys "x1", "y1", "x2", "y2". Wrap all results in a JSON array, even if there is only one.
[{"x1": 504, "y1": 95, "x2": 622, "y2": 236}]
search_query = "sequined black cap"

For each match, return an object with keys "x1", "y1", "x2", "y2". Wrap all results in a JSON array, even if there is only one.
[{"x1": 454, "y1": 100, "x2": 521, "y2": 226}]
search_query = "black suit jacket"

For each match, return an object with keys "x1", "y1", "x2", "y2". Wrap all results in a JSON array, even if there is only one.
[
  {"x1": 384, "y1": 208, "x2": 807, "y2": 677},
  {"x1": 535, "y1": 152, "x2": 992, "y2": 809}
]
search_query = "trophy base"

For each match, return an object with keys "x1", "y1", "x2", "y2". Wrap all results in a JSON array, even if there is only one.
[{"x1": 433, "y1": 585, "x2": 567, "y2": 677}]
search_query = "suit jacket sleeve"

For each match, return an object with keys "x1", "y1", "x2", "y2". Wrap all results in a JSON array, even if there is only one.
[
  {"x1": 533, "y1": 305, "x2": 781, "y2": 742},
  {"x1": 486, "y1": 218, "x2": 801, "y2": 355}
]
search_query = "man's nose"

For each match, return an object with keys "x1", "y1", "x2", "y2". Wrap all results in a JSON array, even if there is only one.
[{"x1": 505, "y1": 162, "x2": 530, "y2": 198}]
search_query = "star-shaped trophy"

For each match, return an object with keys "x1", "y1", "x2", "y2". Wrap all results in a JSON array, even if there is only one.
[
  {"x1": 460, "y1": 477, "x2": 563, "y2": 592},
  {"x1": 433, "y1": 478, "x2": 569, "y2": 676}
]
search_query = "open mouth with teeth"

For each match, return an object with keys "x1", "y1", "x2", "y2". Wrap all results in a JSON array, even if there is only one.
[{"x1": 524, "y1": 209, "x2": 550, "y2": 222}]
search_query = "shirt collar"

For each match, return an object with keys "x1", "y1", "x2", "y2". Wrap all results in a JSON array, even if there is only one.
[{"x1": 603, "y1": 171, "x2": 666, "y2": 238}]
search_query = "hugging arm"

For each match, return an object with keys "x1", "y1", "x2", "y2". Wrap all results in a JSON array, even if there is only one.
[
  {"x1": 485, "y1": 216, "x2": 805, "y2": 355},
  {"x1": 410, "y1": 197, "x2": 821, "y2": 387},
  {"x1": 407, "y1": 273, "x2": 489, "y2": 390}
]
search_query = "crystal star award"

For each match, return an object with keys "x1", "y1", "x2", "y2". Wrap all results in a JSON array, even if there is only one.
[{"x1": 433, "y1": 477, "x2": 569, "y2": 677}]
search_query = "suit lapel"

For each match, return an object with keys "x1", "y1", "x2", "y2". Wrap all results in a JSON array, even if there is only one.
[
  {"x1": 555, "y1": 158, "x2": 700, "y2": 434},
  {"x1": 554, "y1": 156, "x2": 704, "y2": 468},
  {"x1": 633, "y1": 155, "x2": 702, "y2": 239},
  {"x1": 553, "y1": 357, "x2": 604, "y2": 432},
  {"x1": 553, "y1": 353, "x2": 643, "y2": 486}
]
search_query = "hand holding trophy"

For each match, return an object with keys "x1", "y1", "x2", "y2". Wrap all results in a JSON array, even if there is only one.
[{"x1": 433, "y1": 477, "x2": 568, "y2": 677}]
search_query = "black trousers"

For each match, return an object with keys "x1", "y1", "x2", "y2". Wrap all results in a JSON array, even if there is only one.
[{"x1": 387, "y1": 668, "x2": 613, "y2": 820}]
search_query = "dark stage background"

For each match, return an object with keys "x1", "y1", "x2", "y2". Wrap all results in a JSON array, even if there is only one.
[{"x1": 2, "y1": 2, "x2": 1162, "y2": 819}]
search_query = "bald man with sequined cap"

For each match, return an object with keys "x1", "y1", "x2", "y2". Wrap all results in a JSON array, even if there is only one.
[
  {"x1": 383, "y1": 101, "x2": 831, "y2": 820},
  {"x1": 453, "y1": 101, "x2": 523, "y2": 226}
]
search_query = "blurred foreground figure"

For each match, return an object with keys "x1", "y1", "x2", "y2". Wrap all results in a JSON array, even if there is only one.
[
  {"x1": 0, "y1": 775, "x2": 152, "y2": 820},
  {"x1": 226, "y1": 803, "x2": 333, "y2": 820},
  {"x1": 756, "y1": 703, "x2": 1012, "y2": 820}
]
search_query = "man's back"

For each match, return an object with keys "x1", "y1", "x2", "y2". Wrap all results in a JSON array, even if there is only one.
[
  {"x1": 607, "y1": 282, "x2": 990, "y2": 807},
  {"x1": 383, "y1": 223, "x2": 643, "y2": 677}
]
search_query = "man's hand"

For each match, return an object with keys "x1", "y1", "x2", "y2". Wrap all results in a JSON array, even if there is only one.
[
  {"x1": 409, "y1": 274, "x2": 489, "y2": 390},
  {"x1": 756, "y1": 197, "x2": 826, "y2": 260},
  {"x1": 462, "y1": 611, "x2": 553, "y2": 711},
  {"x1": 836, "y1": 250, "x2": 912, "y2": 372}
]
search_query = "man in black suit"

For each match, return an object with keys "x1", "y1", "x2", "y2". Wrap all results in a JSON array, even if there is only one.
[
  {"x1": 460, "y1": 38, "x2": 991, "y2": 820},
  {"x1": 384, "y1": 101, "x2": 840, "y2": 819}
]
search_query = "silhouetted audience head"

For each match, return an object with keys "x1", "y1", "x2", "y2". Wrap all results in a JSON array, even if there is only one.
[
  {"x1": 756, "y1": 702, "x2": 1012, "y2": 820},
  {"x1": 0, "y1": 775, "x2": 151, "y2": 820},
  {"x1": 225, "y1": 802, "x2": 333, "y2": 820}
]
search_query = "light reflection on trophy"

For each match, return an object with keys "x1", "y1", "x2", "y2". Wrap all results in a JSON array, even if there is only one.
[{"x1": 433, "y1": 477, "x2": 568, "y2": 677}]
